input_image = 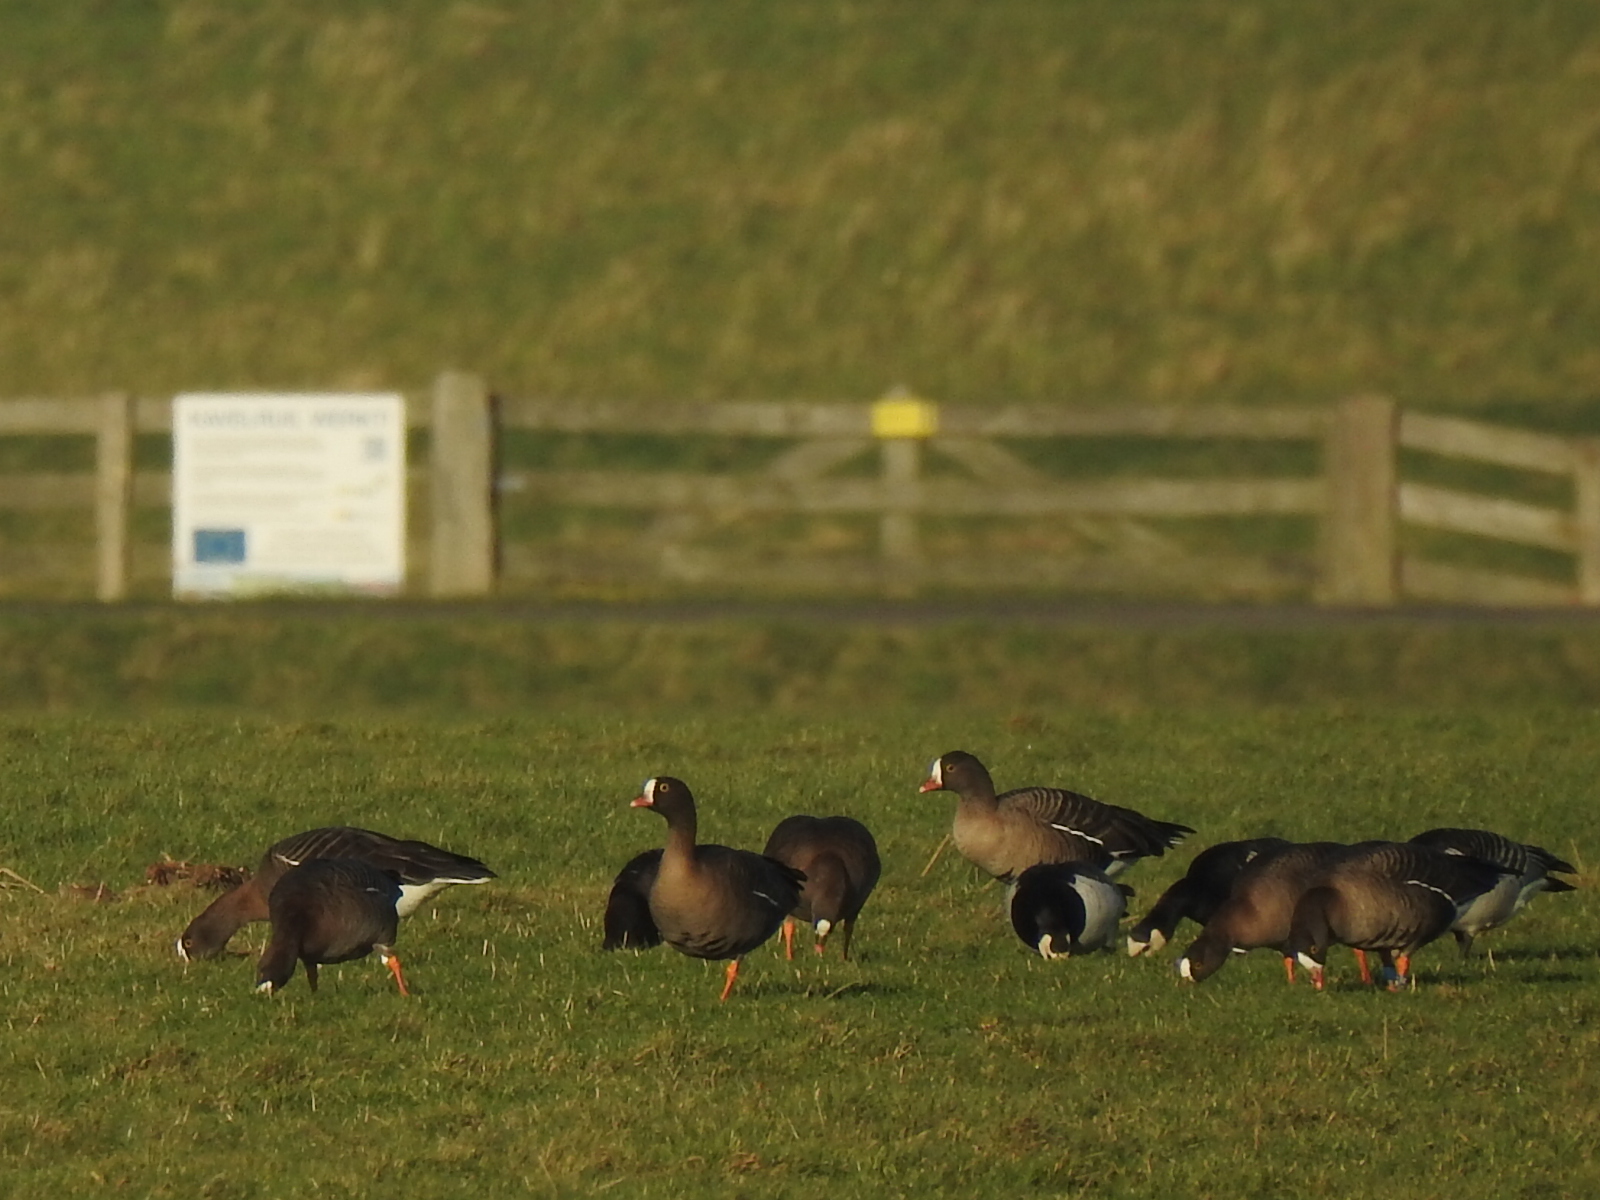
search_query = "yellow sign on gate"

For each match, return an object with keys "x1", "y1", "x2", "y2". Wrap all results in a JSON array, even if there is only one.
[{"x1": 871, "y1": 392, "x2": 939, "y2": 439}]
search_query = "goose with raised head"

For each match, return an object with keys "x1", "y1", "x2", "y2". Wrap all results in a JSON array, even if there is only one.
[
  {"x1": 178, "y1": 827, "x2": 494, "y2": 961},
  {"x1": 762, "y1": 815, "x2": 881, "y2": 961},
  {"x1": 632, "y1": 777, "x2": 805, "y2": 1001},
  {"x1": 919, "y1": 750, "x2": 1193, "y2": 882},
  {"x1": 255, "y1": 859, "x2": 410, "y2": 996}
]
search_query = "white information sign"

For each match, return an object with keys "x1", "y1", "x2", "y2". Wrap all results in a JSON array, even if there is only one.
[{"x1": 172, "y1": 393, "x2": 406, "y2": 598}]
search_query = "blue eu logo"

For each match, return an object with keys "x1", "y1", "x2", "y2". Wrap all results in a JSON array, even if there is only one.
[{"x1": 194, "y1": 529, "x2": 247, "y2": 564}]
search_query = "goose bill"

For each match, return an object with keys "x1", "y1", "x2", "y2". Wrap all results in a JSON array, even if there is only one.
[{"x1": 918, "y1": 758, "x2": 944, "y2": 793}]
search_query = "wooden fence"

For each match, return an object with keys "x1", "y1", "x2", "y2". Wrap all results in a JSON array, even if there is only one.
[{"x1": 2, "y1": 376, "x2": 1598, "y2": 605}]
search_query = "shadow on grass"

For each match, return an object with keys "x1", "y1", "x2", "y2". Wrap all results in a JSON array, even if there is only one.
[{"x1": 746, "y1": 978, "x2": 910, "y2": 1001}]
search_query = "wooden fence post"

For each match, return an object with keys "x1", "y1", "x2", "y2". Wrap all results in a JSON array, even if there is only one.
[
  {"x1": 873, "y1": 393, "x2": 938, "y2": 597},
  {"x1": 879, "y1": 438, "x2": 921, "y2": 595},
  {"x1": 1575, "y1": 438, "x2": 1600, "y2": 605},
  {"x1": 95, "y1": 392, "x2": 133, "y2": 602},
  {"x1": 429, "y1": 371, "x2": 496, "y2": 597},
  {"x1": 1320, "y1": 394, "x2": 1398, "y2": 605}
]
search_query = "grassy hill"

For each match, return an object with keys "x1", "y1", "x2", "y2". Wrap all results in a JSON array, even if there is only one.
[{"x1": 6, "y1": 2, "x2": 1600, "y2": 414}]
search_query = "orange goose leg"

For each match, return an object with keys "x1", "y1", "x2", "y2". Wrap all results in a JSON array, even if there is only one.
[
  {"x1": 719, "y1": 959, "x2": 742, "y2": 1002},
  {"x1": 380, "y1": 950, "x2": 411, "y2": 997},
  {"x1": 1282, "y1": 955, "x2": 1296, "y2": 985},
  {"x1": 1354, "y1": 949, "x2": 1372, "y2": 986},
  {"x1": 782, "y1": 918, "x2": 796, "y2": 962}
]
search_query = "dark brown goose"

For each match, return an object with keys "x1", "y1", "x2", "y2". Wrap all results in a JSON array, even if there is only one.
[
  {"x1": 1408, "y1": 827, "x2": 1577, "y2": 956},
  {"x1": 632, "y1": 777, "x2": 805, "y2": 1001},
  {"x1": 920, "y1": 751, "x2": 1193, "y2": 882},
  {"x1": 1176, "y1": 842, "x2": 1352, "y2": 984},
  {"x1": 602, "y1": 849, "x2": 664, "y2": 950},
  {"x1": 762, "y1": 815, "x2": 881, "y2": 960},
  {"x1": 255, "y1": 859, "x2": 409, "y2": 996},
  {"x1": 1286, "y1": 841, "x2": 1516, "y2": 990},
  {"x1": 1128, "y1": 837, "x2": 1293, "y2": 957},
  {"x1": 177, "y1": 827, "x2": 495, "y2": 961}
]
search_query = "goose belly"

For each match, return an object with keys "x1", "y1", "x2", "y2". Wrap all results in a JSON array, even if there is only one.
[
  {"x1": 649, "y1": 883, "x2": 783, "y2": 961},
  {"x1": 1452, "y1": 874, "x2": 1520, "y2": 935}
]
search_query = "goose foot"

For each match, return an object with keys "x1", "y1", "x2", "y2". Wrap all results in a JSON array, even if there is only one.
[
  {"x1": 379, "y1": 948, "x2": 410, "y2": 997},
  {"x1": 719, "y1": 959, "x2": 742, "y2": 1003}
]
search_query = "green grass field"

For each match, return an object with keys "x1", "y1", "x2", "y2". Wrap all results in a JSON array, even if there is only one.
[
  {"x1": 7, "y1": 3, "x2": 1600, "y2": 1188},
  {"x1": 2, "y1": 615, "x2": 1597, "y2": 1198}
]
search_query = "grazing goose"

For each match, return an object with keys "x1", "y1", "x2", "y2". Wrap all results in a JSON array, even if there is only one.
[
  {"x1": 177, "y1": 827, "x2": 495, "y2": 961},
  {"x1": 1285, "y1": 841, "x2": 1514, "y2": 991},
  {"x1": 1008, "y1": 862, "x2": 1128, "y2": 959},
  {"x1": 1128, "y1": 837, "x2": 1294, "y2": 957},
  {"x1": 632, "y1": 777, "x2": 805, "y2": 1001},
  {"x1": 762, "y1": 815, "x2": 881, "y2": 961},
  {"x1": 919, "y1": 750, "x2": 1193, "y2": 881},
  {"x1": 602, "y1": 849, "x2": 664, "y2": 950},
  {"x1": 1408, "y1": 827, "x2": 1577, "y2": 956},
  {"x1": 1176, "y1": 842, "x2": 1353, "y2": 984},
  {"x1": 255, "y1": 859, "x2": 409, "y2": 996}
]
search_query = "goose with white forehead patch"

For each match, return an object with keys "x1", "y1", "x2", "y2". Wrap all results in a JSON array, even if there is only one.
[
  {"x1": 1127, "y1": 837, "x2": 1294, "y2": 957},
  {"x1": 177, "y1": 826, "x2": 495, "y2": 962},
  {"x1": 255, "y1": 858, "x2": 410, "y2": 997},
  {"x1": 919, "y1": 750, "x2": 1194, "y2": 883},
  {"x1": 762, "y1": 814, "x2": 881, "y2": 961},
  {"x1": 1175, "y1": 841, "x2": 1354, "y2": 986},
  {"x1": 631, "y1": 777, "x2": 805, "y2": 1001}
]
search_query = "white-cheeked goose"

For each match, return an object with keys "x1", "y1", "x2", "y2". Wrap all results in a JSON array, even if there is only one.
[
  {"x1": 177, "y1": 827, "x2": 495, "y2": 961},
  {"x1": 255, "y1": 859, "x2": 410, "y2": 996},
  {"x1": 920, "y1": 750, "x2": 1193, "y2": 881},
  {"x1": 1285, "y1": 841, "x2": 1515, "y2": 991},
  {"x1": 1408, "y1": 827, "x2": 1577, "y2": 956},
  {"x1": 1127, "y1": 837, "x2": 1293, "y2": 957},
  {"x1": 762, "y1": 815, "x2": 881, "y2": 961},
  {"x1": 632, "y1": 777, "x2": 805, "y2": 1001},
  {"x1": 1008, "y1": 862, "x2": 1129, "y2": 958}
]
